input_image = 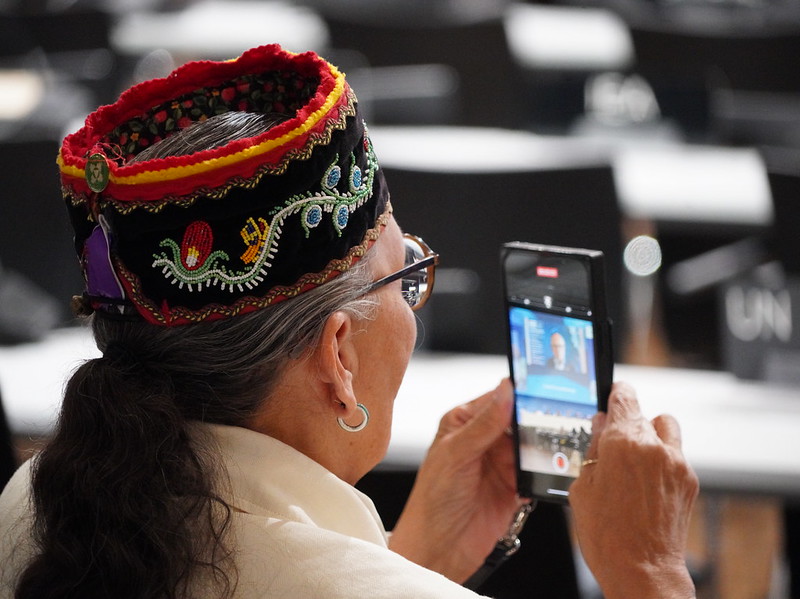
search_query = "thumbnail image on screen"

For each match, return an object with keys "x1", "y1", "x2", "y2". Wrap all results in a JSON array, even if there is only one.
[{"x1": 509, "y1": 305, "x2": 597, "y2": 478}]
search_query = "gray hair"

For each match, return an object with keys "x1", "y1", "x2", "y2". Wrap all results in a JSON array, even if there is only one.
[
  {"x1": 20, "y1": 98, "x2": 384, "y2": 599},
  {"x1": 130, "y1": 111, "x2": 291, "y2": 162},
  {"x1": 93, "y1": 252, "x2": 378, "y2": 425},
  {"x1": 97, "y1": 108, "x2": 381, "y2": 423}
]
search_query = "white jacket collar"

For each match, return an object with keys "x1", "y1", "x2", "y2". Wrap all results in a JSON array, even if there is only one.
[{"x1": 198, "y1": 423, "x2": 388, "y2": 547}]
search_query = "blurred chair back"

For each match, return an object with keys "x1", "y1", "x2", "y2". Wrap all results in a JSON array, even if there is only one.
[
  {"x1": 630, "y1": 24, "x2": 800, "y2": 145},
  {"x1": 377, "y1": 130, "x2": 624, "y2": 354},
  {"x1": 0, "y1": 389, "x2": 17, "y2": 489},
  {"x1": 627, "y1": 27, "x2": 715, "y2": 140},
  {"x1": 502, "y1": 4, "x2": 636, "y2": 135},
  {"x1": 763, "y1": 146, "x2": 800, "y2": 275},
  {"x1": 0, "y1": 6, "x2": 117, "y2": 106},
  {"x1": 0, "y1": 139, "x2": 83, "y2": 342},
  {"x1": 323, "y1": 13, "x2": 523, "y2": 128}
]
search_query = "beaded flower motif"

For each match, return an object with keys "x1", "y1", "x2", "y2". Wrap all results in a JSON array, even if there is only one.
[{"x1": 151, "y1": 137, "x2": 378, "y2": 294}]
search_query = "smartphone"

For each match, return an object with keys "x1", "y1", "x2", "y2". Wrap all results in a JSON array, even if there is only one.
[{"x1": 501, "y1": 242, "x2": 613, "y2": 503}]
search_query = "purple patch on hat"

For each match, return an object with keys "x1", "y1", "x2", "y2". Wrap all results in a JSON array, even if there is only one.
[{"x1": 85, "y1": 222, "x2": 126, "y2": 301}]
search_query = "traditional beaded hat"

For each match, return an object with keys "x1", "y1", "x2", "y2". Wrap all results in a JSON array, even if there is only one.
[{"x1": 59, "y1": 44, "x2": 390, "y2": 326}]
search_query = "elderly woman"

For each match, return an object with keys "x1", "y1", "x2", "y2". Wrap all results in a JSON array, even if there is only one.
[{"x1": 0, "y1": 45, "x2": 697, "y2": 598}]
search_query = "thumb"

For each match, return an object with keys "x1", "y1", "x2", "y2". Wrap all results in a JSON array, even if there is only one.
[{"x1": 445, "y1": 380, "x2": 513, "y2": 456}]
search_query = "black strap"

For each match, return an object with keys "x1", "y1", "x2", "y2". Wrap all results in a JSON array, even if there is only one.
[
  {"x1": 463, "y1": 502, "x2": 536, "y2": 591},
  {"x1": 463, "y1": 540, "x2": 519, "y2": 590}
]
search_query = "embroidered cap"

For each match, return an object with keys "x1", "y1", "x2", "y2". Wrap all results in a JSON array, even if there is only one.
[{"x1": 59, "y1": 44, "x2": 390, "y2": 326}]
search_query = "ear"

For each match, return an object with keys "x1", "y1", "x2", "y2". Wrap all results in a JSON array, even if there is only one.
[{"x1": 315, "y1": 311, "x2": 359, "y2": 413}]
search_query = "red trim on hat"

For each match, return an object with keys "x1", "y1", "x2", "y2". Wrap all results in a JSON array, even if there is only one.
[{"x1": 59, "y1": 44, "x2": 350, "y2": 205}]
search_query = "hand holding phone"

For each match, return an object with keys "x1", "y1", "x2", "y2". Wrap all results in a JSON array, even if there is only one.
[{"x1": 501, "y1": 242, "x2": 613, "y2": 503}]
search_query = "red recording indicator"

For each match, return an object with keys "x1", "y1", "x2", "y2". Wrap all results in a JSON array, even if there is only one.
[{"x1": 537, "y1": 266, "x2": 559, "y2": 278}]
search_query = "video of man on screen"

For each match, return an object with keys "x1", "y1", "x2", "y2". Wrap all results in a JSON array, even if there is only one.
[{"x1": 509, "y1": 306, "x2": 597, "y2": 476}]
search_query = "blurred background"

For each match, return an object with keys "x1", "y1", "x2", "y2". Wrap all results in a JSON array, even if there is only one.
[{"x1": 0, "y1": 0, "x2": 799, "y2": 597}]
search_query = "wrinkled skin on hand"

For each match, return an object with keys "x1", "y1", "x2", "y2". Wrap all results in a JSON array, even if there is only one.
[
  {"x1": 569, "y1": 382, "x2": 700, "y2": 599},
  {"x1": 389, "y1": 380, "x2": 526, "y2": 583}
]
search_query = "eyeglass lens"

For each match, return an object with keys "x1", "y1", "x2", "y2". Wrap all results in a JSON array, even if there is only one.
[{"x1": 402, "y1": 237, "x2": 430, "y2": 308}]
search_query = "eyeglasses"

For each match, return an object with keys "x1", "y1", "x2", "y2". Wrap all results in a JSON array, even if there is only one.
[{"x1": 366, "y1": 233, "x2": 439, "y2": 311}]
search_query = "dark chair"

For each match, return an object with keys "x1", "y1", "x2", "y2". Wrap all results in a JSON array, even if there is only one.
[
  {"x1": 0, "y1": 389, "x2": 18, "y2": 489},
  {"x1": 0, "y1": 6, "x2": 118, "y2": 106},
  {"x1": 763, "y1": 146, "x2": 800, "y2": 276},
  {"x1": 629, "y1": 21, "x2": 800, "y2": 146},
  {"x1": 786, "y1": 505, "x2": 800, "y2": 599},
  {"x1": 321, "y1": 12, "x2": 525, "y2": 129},
  {"x1": 382, "y1": 159, "x2": 625, "y2": 355},
  {"x1": 767, "y1": 146, "x2": 800, "y2": 590},
  {"x1": 0, "y1": 139, "x2": 84, "y2": 342}
]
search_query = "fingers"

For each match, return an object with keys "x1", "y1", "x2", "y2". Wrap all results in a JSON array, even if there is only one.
[
  {"x1": 591, "y1": 411, "x2": 608, "y2": 438},
  {"x1": 439, "y1": 388, "x2": 497, "y2": 430},
  {"x1": 652, "y1": 414, "x2": 683, "y2": 451},
  {"x1": 588, "y1": 382, "x2": 686, "y2": 462},
  {"x1": 460, "y1": 381, "x2": 513, "y2": 451},
  {"x1": 605, "y1": 381, "x2": 642, "y2": 425},
  {"x1": 583, "y1": 411, "x2": 607, "y2": 460},
  {"x1": 606, "y1": 382, "x2": 683, "y2": 449},
  {"x1": 437, "y1": 379, "x2": 513, "y2": 453},
  {"x1": 461, "y1": 379, "x2": 513, "y2": 416}
]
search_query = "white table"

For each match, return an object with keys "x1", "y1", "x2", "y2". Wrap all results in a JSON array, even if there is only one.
[
  {"x1": 2, "y1": 327, "x2": 799, "y2": 497},
  {"x1": 111, "y1": 1, "x2": 329, "y2": 60},
  {"x1": 370, "y1": 126, "x2": 774, "y2": 228},
  {"x1": 391, "y1": 351, "x2": 800, "y2": 497},
  {"x1": 0, "y1": 327, "x2": 99, "y2": 436},
  {"x1": 504, "y1": 4, "x2": 634, "y2": 72}
]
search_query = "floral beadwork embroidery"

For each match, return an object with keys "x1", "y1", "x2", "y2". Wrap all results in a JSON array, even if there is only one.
[
  {"x1": 302, "y1": 204, "x2": 323, "y2": 230},
  {"x1": 181, "y1": 221, "x2": 215, "y2": 270},
  {"x1": 151, "y1": 134, "x2": 379, "y2": 293},
  {"x1": 123, "y1": 208, "x2": 390, "y2": 326},
  {"x1": 324, "y1": 163, "x2": 341, "y2": 188},
  {"x1": 240, "y1": 217, "x2": 269, "y2": 264},
  {"x1": 157, "y1": 226, "x2": 230, "y2": 291},
  {"x1": 287, "y1": 147, "x2": 375, "y2": 238}
]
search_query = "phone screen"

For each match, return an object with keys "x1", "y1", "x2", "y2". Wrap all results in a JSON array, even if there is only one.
[
  {"x1": 502, "y1": 243, "x2": 611, "y2": 501},
  {"x1": 509, "y1": 306, "x2": 597, "y2": 483}
]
